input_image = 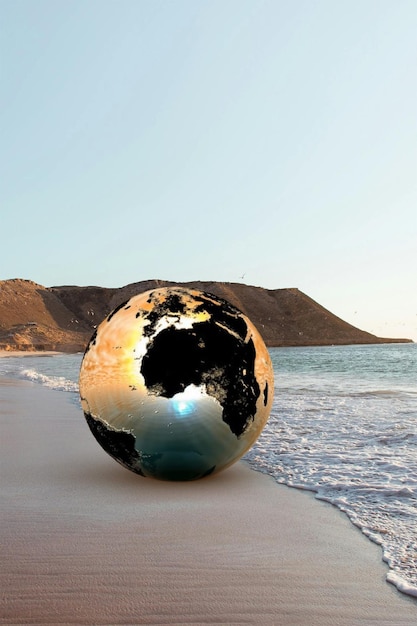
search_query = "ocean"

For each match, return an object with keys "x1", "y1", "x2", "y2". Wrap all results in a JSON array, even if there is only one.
[{"x1": 1, "y1": 343, "x2": 416, "y2": 599}]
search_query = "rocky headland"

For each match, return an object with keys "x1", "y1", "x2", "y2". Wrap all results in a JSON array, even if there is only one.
[{"x1": 0, "y1": 278, "x2": 412, "y2": 352}]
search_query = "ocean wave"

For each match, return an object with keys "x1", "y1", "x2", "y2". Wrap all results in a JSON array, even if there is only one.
[
  {"x1": 20, "y1": 368, "x2": 79, "y2": 393},
  {"x1": 386, "y1": 569, "x2": 417, "y2": 598}
]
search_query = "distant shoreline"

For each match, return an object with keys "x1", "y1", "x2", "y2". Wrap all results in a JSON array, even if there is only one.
[
  {"x1": 0, "y1": 350, "x2": 63, "y2": 358},
  {"x1": 0, "y1": 342, "x2": 414, "y2": 359}
]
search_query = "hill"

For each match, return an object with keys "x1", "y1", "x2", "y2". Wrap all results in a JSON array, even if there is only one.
[{"x1": 0, "y1": 278, "x2": 412, "y2": 352}]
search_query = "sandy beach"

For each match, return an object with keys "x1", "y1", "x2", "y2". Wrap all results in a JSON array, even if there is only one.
[{"x1": 1, "y1": 378, "x2": 416, "y2": 625}]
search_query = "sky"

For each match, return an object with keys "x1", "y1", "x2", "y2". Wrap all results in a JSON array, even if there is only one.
[{"x1": 1, "y1": 0, "x2": 416, "y2": 341}]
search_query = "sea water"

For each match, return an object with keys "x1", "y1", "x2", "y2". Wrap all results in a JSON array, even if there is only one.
[{"x1": 1, "y1": 343, "x2": 416, "y2": 598}]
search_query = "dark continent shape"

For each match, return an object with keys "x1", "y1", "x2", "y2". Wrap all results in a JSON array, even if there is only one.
[
  {"x1": 140, "y1": 319, "x2": 260, "y2": 437},
  {"x1": 84, "y1": 411, "x2": 145, "y2": 476}
]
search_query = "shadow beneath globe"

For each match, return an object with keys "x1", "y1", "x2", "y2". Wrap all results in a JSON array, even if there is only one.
[{"x1": 72, "y1": 455, "x2": 249, "y2": 493}]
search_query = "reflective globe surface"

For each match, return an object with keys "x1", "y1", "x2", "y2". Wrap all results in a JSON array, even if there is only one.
[{"x1": 79, "y1": 287, "x2": 273, "y2": 481}]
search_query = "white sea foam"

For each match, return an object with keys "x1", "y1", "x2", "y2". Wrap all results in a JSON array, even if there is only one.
[
  {"x1": 386, "y1": 570, "x2": 417, "y2": 598},
  {"x1": 20, "y1": 368, "x2": 79, "y2": 393},
  {"x1": 246, "y1": 343, "x2": 417, "y2": 598}
]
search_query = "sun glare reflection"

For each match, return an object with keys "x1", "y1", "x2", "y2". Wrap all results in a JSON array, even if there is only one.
[{"x1": 171, "y1": 384, "x2": 205, "y2": 417}]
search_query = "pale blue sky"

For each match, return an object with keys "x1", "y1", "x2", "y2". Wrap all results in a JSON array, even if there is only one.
[{"x1": 1, "y1": 0, "x2": 416, "y2": 340}]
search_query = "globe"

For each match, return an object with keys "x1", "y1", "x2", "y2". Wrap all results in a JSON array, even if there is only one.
[{"x1": 79, "y1": 286, "x2": 273, "y2": 481}]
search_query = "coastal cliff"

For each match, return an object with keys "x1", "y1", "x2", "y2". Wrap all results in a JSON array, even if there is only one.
[{"x1": 0, "y1": 278, "x2": 412, "y2": 352}]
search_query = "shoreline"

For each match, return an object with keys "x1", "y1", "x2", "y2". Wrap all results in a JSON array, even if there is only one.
[
  {"x1": 0, "y1": 349, "x2": 64, "y2": 358},
  {"x1": 1, "y1": 378, "x2": 416, "y2": 624}
]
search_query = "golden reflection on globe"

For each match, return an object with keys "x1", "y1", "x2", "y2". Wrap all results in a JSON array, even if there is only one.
[{"x1": 79, "y1": 287, "x2": 274, "y2": 481}]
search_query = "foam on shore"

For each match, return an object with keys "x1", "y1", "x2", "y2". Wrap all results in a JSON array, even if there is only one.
[{"x1": 1, "y1": 379, "x2": 416, "y2": 625}]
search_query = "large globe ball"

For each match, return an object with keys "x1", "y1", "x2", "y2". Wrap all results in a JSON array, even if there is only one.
[{"x1": 79, "y1": 287, "x2": 273, "y2": 481}]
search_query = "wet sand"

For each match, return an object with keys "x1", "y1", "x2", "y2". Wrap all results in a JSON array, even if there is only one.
[{"x1": 1, "y1": 379, "x2": 416, "y2": 625}]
